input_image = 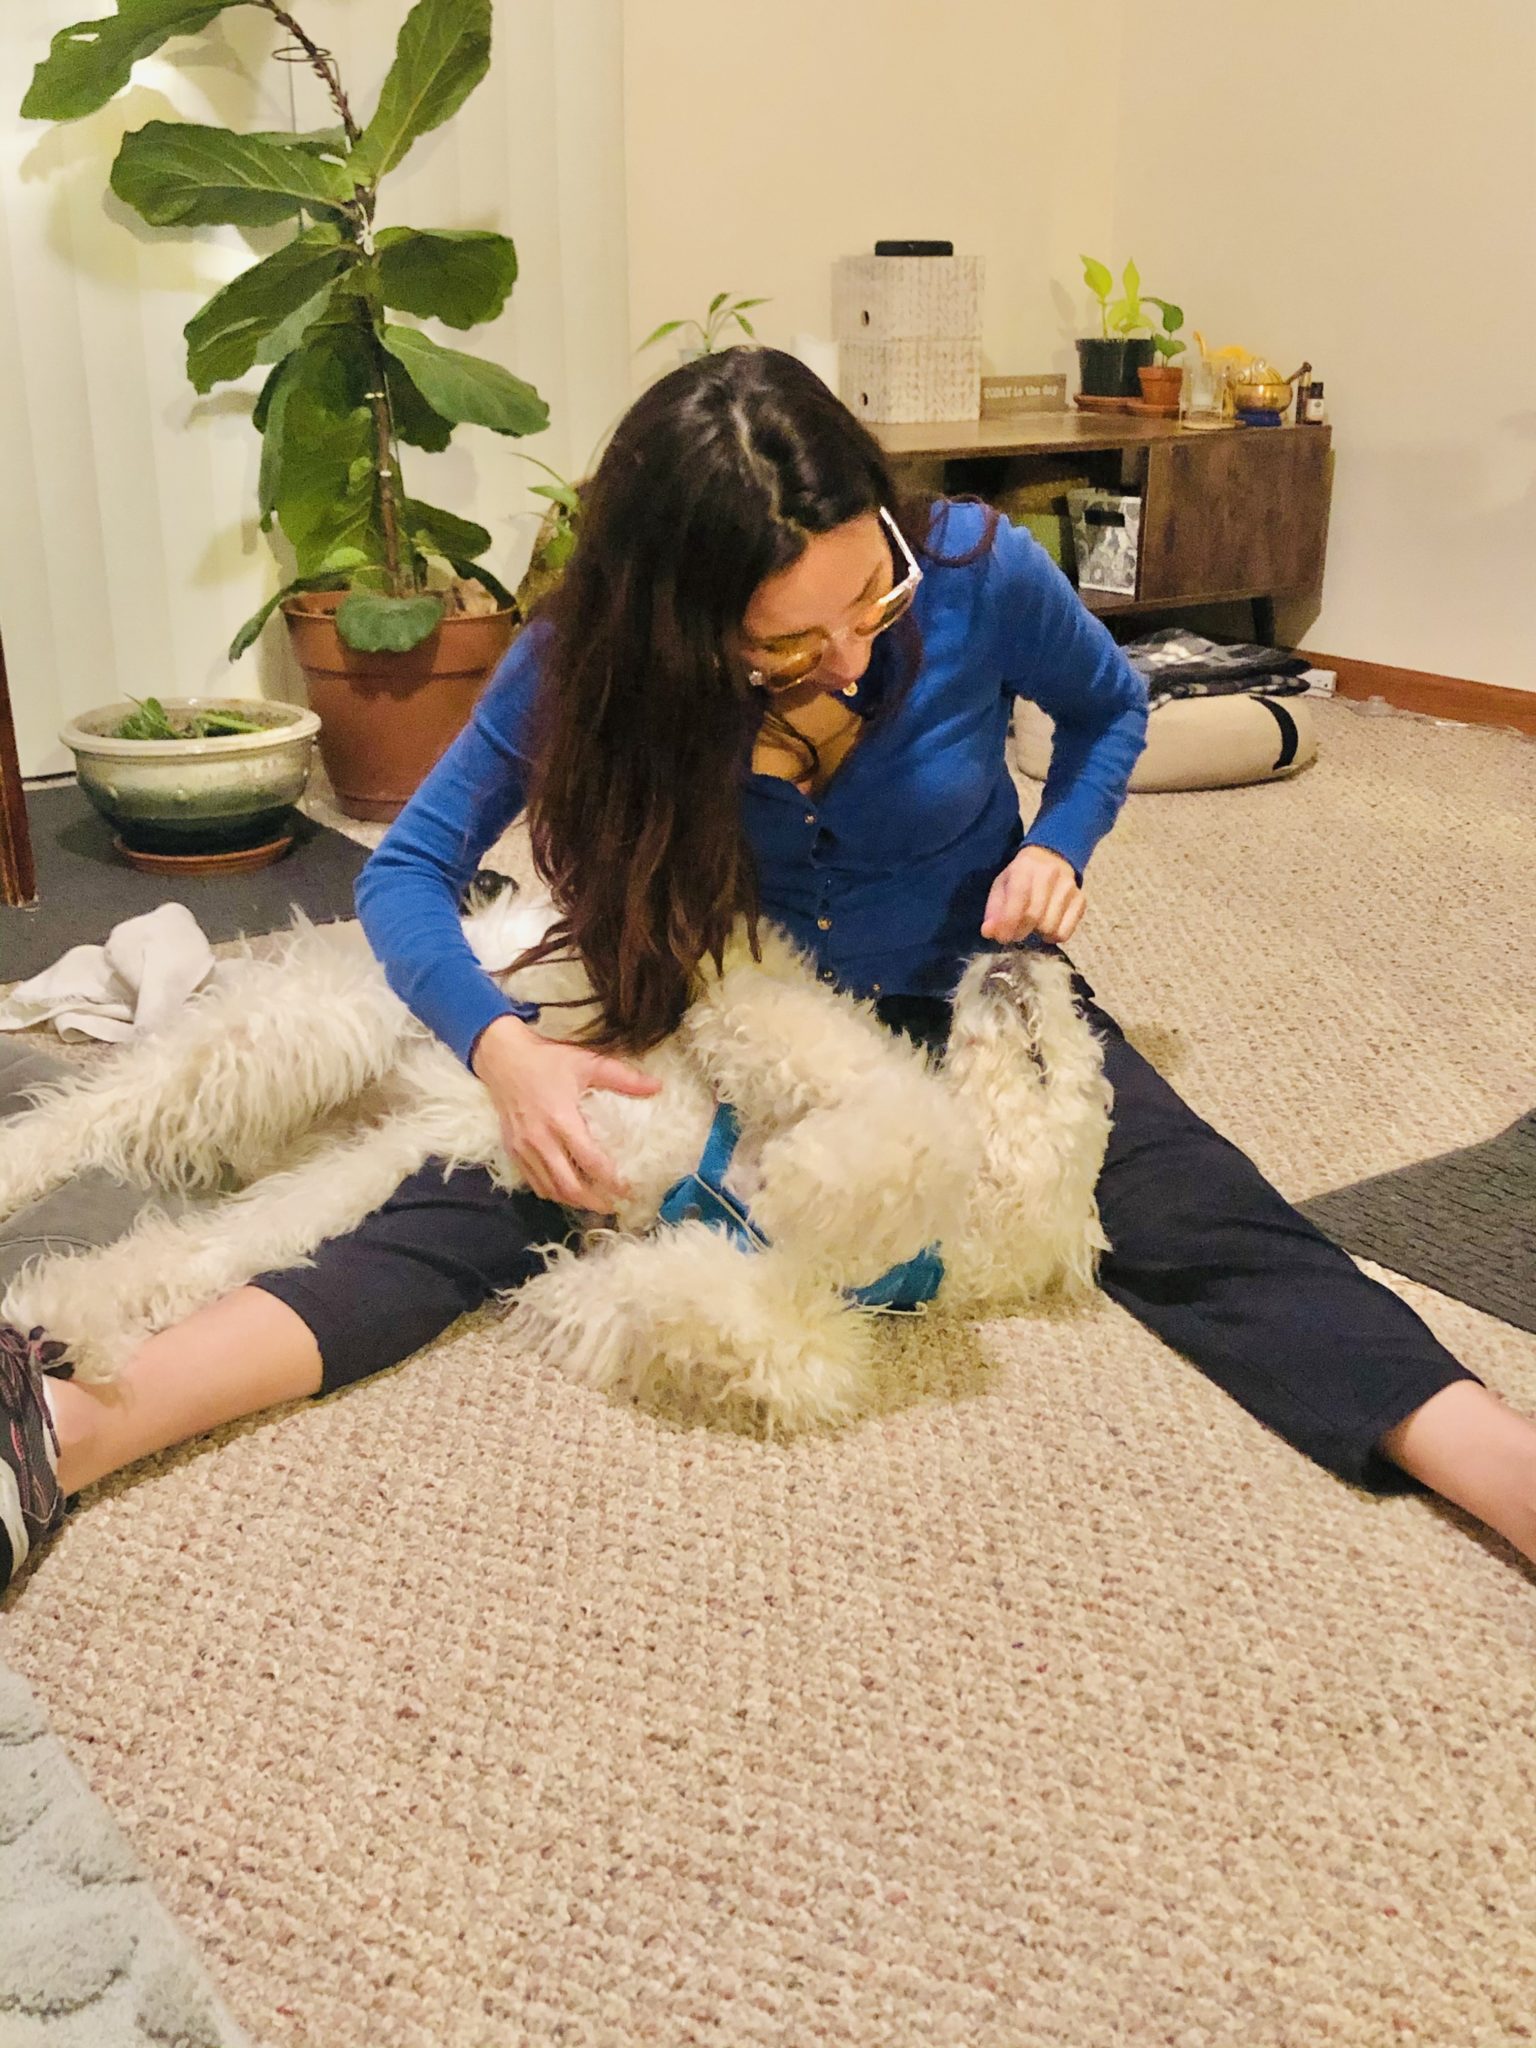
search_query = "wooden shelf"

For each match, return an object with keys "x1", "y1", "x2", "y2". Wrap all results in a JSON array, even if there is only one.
[
  {"x1": 872, "y1": 414, "x2": 1186, "y2": 461},
  {"x1": 875, "y1": 416, "x2": 1333, "y2": 620}
]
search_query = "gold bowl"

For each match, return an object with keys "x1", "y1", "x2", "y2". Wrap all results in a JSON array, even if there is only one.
[{"x1": 1232, "y1": 379, "x2": 1292, "y2": 410}]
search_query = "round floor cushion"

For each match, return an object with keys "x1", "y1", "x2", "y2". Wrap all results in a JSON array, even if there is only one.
[{"x1": 1014, "y1": 691, "x2": 1318, "y2": 793}]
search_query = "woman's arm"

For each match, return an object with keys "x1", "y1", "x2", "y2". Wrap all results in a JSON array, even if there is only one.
[
  {"x1": 354, "y1": 624, "x2": 550, "y2": 1067},
  {"x1": 989, "y1": 519, "x2": 1149, "y2": 877}
]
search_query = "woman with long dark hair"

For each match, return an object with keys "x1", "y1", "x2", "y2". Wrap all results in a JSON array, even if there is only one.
[{"x1": 5, "y1": 348, "x2": 1532, "y2": 1585}]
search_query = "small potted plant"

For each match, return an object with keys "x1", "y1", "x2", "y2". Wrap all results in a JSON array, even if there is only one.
[
  {"x1": 1076, "y1": 257, "x2": 1157, "y2": 397},
  {"x1": 509, "y1": 457, "x2": 583, "y2": 619},
  {"x1": 639, "y1": 292, "x2": 771, "y2": 362},
  {"x1": 23, "y1": 0, "x2": 551, "y2": 821},
  {"x1": 59, "y1": 697, "x2": 321, "y2": 865},
  {"x1": 1138, "y1": 299, "x2": 1187, "y2": 409}
]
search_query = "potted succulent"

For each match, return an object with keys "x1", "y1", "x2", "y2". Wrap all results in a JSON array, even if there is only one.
[
  {"x1": 639, "y1": 292, "x2": 771, "y2": 363},
  {"x1": 23, "y1": 0, "x2": 550, "y2": 820},
  {"x1": 1137, "y1": 299, "x2": 1187, "y2": 409},
  {"x1": 60, "y1": 697, "x2": 321, "y2": 864},
  {"x1": 1075, "y1": 257, "x2": 1158, "y2": 397}
]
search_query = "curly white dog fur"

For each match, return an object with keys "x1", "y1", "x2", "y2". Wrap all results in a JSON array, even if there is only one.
[{"x1": 0, "y1": 890, "x2": 1112, "y2": 1432}]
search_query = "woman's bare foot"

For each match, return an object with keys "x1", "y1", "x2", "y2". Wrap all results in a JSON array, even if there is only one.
[{"x1": 1380, "y1": 1381, "x2": 1536, "y2": 1563}]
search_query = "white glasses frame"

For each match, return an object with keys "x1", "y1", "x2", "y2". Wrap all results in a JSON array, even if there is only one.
[{"x1": 745, "y1": 507, "x2": 923, "y2": 690}]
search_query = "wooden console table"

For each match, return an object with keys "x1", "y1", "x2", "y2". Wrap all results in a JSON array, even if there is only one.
[{"x1": 873, "y1": 414, "x2": 1332, "y2": 643}]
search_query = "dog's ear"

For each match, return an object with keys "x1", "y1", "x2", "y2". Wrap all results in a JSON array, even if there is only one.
[{"x1": 457, "y1": 869, "x2": 521, "y2": 916}]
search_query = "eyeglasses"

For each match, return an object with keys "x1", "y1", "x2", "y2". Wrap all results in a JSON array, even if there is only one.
[{"x1": 744, "y1": 507, "x2": 922, "y2": 691}]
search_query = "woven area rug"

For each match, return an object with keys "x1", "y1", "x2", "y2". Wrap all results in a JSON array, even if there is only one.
[{"x1": 3, "y1": 700, "x2": 1535, "y2": 2047}]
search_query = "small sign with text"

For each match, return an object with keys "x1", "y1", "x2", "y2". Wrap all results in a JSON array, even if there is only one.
[{"x1": 980, "y1": 374, "x2": 1067, "y2": 418}]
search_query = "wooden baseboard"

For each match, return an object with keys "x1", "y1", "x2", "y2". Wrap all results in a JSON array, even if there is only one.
[{"x1": 1303, "y1": 652, "x2": 1536, "y2": 737}]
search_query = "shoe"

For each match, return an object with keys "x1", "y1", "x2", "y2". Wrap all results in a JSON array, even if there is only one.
[{"x1": 0, "y1": 1323, "x2": 71, "y2": 1590}]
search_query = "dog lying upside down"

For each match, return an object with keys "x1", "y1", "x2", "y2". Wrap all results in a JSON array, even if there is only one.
[{"x1": 0, "y1": 883, "x2": 1112, "y2": 1433}]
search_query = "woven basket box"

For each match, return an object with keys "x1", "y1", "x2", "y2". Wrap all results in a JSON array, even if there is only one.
[
  {"x1": 832, "y1": 255, "x2": 983, "y2": 342},
  {"x1": 839, "y1": 340, "x2": 982, "y2": 424}
]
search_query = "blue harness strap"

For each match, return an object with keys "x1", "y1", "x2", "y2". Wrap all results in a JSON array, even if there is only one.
[{"x1": 657, "y1": 1102, "x2": 945, "y2": 1313}]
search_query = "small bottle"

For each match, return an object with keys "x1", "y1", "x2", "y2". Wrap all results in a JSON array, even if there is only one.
[{"x1": 1303, "y1": 379, "x2": 1326, "y2": 424}]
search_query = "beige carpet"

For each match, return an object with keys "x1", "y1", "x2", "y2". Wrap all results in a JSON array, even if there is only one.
[{"x1": 5, "y1": 700, "x2": 1536, "y2": 2047}]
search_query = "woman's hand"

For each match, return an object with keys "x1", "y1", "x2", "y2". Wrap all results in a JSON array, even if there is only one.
[
  {"x1": 981, "y1": 845, "x2": 1085, "y2": 947},
  {"x1": 471, "y1": 1015, "x2": 662, "y2": 1212}
]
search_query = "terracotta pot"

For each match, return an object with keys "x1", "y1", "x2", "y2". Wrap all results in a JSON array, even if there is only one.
[
  {"x1": 283, "y1": 593, "x2": 516, "y2": 821},
  {"x1": 1138, "y1": 364, "x2": 1185, "y2": 405}
]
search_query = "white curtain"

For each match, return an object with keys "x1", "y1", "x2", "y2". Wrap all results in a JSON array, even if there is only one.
[{"x1": 0, "y1": 0, "x2": 629, "y2": 775}]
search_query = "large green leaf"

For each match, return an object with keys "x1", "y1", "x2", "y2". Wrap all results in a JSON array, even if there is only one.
[
  {"x1": 111, "y1": 121, "x2": 354, "y2": 228},
  {"x1": 21, "y1": 2, "x2": 240, "y2": 122},
  {"x1": 349, "y1": 0, "x2": 492, "y2": 184},
  {"x1": 255, "y1": 349, "x2": 306, "y2": 528},
  {"x1": 384, "y1": 356, "x2": 453, "y2": 451},
  {"x1": 375, "y1": 227, "x2": 517, "y2": 330},
  {"x1": 228, "y1": 573, "x2": 344, "y2": 662},
  {"x1": 270, "y1": 335, "x2": 382, "y2": 577},
  {"x1": 402, "y1": 497, "x2": 491, "y2": 561},
  {"x1": 252, "y1": 280, "x2": 337, "y2": 367},
  {"x1": 335, "y1": 591, "x2": 444, "y2": 653},
  {"x1": 381, "y1": 325, "x2": 548, "y2": 437},
  {"x1": 241, "y1": 127, "x2": 350, "y2": 162},
  {"x1": 184, "y1": 224, "x2": 354, "y2": 391}
]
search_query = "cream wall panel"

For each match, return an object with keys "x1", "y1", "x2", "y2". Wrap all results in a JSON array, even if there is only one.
[
  {"x1": 1, "y1": 0, "x2": 629, "y2": 775},
  {"x1": 1112, "y1": 0, "x2": 1536, "y2": 691},
  {"x1": 624, "y1": 0, "x2": 1531, "y2": 692},
  {"x1": 621, "y1": 0, "x2": 1116, "y2": 386}
]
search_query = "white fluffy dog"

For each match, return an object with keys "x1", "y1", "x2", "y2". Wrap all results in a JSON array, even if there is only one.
[{"x1": 0, "y1": 886, "x2": 1112, "y2": 1432}]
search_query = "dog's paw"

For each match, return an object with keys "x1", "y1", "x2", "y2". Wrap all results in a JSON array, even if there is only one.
[{"x1": 513, "y1": 1224, "x2": 877, "y2": 1434}]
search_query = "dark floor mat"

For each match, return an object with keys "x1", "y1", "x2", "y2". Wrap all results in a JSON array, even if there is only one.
[
  {"x1": 2, "y1": 782, "x2": 370, "y2": 982},
  {"x1": 1301, "y1": 1112, "x2": 1536, "y2": 1335}
]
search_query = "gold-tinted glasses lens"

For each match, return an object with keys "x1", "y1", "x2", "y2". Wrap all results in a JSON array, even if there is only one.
[{"x1": 751, "y1": 575, "x2": 917, "y2": 688}]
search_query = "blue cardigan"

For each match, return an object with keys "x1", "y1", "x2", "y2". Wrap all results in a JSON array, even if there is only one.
[{"x1": 355, "y1": 501, "x2": 1149, "y2": 1066}]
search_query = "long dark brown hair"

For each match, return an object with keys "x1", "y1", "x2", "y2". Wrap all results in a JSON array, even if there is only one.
[{"x1": 522, "y1": 347, "x2": 941, "y2": 1053}]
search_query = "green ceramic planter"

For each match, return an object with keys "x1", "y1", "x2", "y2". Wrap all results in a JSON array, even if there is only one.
[{"x1": 60, "y1": 698, "x2": 320, "y2": 853}]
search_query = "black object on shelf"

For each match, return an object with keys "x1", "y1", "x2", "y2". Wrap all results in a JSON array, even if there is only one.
[{"x1": 873, "y1": 239, "x2": 953, "y2": 257}]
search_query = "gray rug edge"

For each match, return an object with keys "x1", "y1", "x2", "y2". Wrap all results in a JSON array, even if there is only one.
[
  {"x1": 0, "y1": 1654, "x2": 258, "y2": 2048},
  {"x1": 1300, "y1": 1110, "x2": 1536, "y2": 1337}
]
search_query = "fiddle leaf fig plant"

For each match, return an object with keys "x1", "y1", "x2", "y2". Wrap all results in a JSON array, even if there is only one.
[{"x1": 22, "y1": 0, "x2": 548, "y2": 658}]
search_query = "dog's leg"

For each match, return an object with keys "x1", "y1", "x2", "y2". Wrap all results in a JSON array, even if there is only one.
[
  {"x1": 515, "y1": 1221, "x2": 878, "y2": 1436},
  {"x1": 680, "y1": 949, "x2": 975, "y2": 1279},
  {"x1": 682, "y1": 938, "x2": 922, "y2": 1120},
  {"x1": 746, "y1": 1070, "x2": 975, "y2": 1288},
  {"x1": 0, "y1": 925, "x2": 412, "y2": 1221},
  {"x1": 2, "y1": 1104, "x2": 503, "y2": 1383},
  {"x1": 940, "y1": 951, "x2": 1113, "y2": 1311}
]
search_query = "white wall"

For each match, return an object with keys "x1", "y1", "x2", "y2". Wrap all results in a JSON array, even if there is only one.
[
  {"x1": 0, "y1": 0, "x2": 630, "y2": 775},
  {"x1": 1112, "y1": 0, "x2": 1536, "y2": 690},
  {"x1": 623, "y1": 0, "x2": 1535, "y2": 693},
  {"x1": 621, "y1": 0, "x2": 1115, "y2": 383}
]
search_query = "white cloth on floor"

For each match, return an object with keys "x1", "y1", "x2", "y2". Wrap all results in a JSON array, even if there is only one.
[{"x1": 0, "y1": 903, "x2": 217, "y2": 1041}]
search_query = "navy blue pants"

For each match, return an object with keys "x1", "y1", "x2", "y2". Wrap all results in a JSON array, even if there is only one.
[{"x1": 254, "y1": 983, "x2": 1474, "y2": 1490}]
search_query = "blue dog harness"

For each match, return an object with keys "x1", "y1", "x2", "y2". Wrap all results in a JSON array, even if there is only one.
[{"x1": 657, "y1": 1103, "x2": 945, "y2": 1312}]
